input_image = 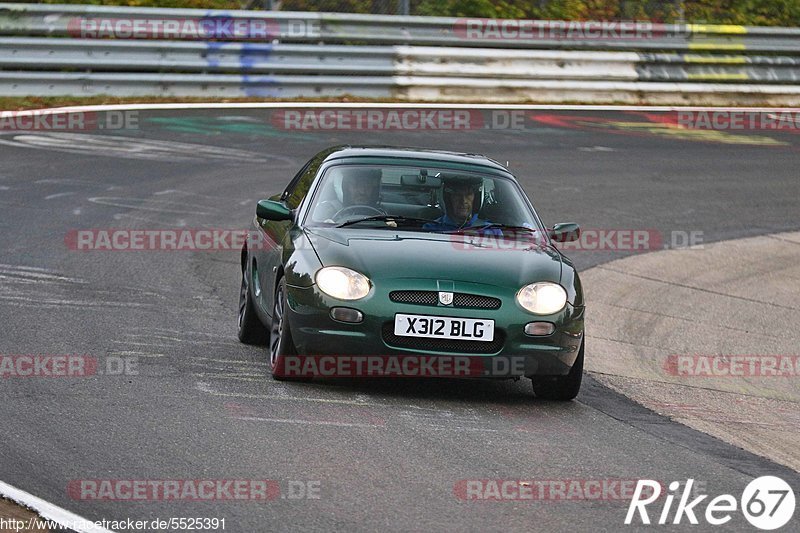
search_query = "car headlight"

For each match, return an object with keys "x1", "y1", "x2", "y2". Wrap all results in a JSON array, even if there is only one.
[
  {"x1": 315, "y1": 266, "x2": 371, "y2": 300},
  {"x1": 516, "y1": 282, "x2": 568, "y2": 315}
]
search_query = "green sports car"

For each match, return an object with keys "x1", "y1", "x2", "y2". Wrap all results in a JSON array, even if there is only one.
[{"x1": 237, "y1": 146, "x2": 585, "y2": 400}]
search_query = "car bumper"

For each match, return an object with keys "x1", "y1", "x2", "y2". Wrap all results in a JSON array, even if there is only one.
[{"x1": 284, "y1": 280, "x2": 584, "y2": 377}]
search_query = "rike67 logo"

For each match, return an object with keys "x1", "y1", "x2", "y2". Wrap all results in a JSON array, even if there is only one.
[{"x1": 626, "y1": 477, "x2": 795, "y2": 530}]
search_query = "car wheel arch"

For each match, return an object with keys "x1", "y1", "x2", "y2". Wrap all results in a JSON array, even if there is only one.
[
  {"x1": 240, "y1": 243, "x2": 248, "y2": 273},
  {"x1": 273, "y1": 265, "x2": 286, "y2": 300}
]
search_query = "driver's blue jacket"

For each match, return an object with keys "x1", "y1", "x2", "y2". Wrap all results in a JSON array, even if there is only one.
[{"x1": 422, "y1": 213, "x2": 503, "y2": 235}]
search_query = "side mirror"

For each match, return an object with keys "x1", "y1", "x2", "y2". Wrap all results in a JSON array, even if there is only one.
[
  {"x1": 256, "y1": 199, "x2": 292, "y2": 221},
  {"x1": 549, "y1": 223, "x2": 580, "y2": 243}
]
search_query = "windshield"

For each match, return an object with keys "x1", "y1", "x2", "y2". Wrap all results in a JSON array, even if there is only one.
[{"x1": 304, "y1": 164, "x2": 544, "y2": 235}]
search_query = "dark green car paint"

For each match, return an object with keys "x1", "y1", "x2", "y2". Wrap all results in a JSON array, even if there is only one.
[{"x1": 243, "y1": 146, "x2": 584, "y2": 376}]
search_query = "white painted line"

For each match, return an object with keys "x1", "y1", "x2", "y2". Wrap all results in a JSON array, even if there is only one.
[
  {"x1": 0, "y1": 263, "x2": 63, "y2": 274},
  {"x1": 188, "y1": 356, "x2": 263, "y2": 365},
  {"x1": 192, "y1": 373, "x2": 267, "y2": 379},
  {"x1": 0, "y1": 479, "x2": 115, "y2": 533},
  {"x1": 0, "y1": 267, "x2": 84, "y2": 283},
  {"x1": 578, "y1": 146, "x2": 616, "y2": 152},
  {"x1": 424, "y1": 426, "x2": 502, "y2": 433},
  {"x1": 107, "y1": 350, "x2": 165, "y2": 358},
  {"x1": 195, "y1": 380, "x2": 386, "y2": 406},
  {"x1": 35, "y1": 178, "x2": 98, "y2": 186},
  {"x1": 110, "y1": 340, "x2": 173, "y2": 348},
  {"x1": 8, "y1": 101, "x2": 800, "y2": 115},
  {"x1": 44, "y1": 192, "x2": 75, "y2": 200},
  {"x1": 235, "y1": 416, "x2": 383, "y2": 428}
]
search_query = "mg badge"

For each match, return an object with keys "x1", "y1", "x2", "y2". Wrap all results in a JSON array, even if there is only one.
[{"x1": 438, "y1": 292, "x2": 454, "y2": 305}]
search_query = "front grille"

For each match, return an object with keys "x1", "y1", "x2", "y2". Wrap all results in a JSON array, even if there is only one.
[
  {"x1": 381, "y1": 322, "x2": 505, "y2": 354},
  {"x1": 389, "y1": 290, "x2": 437, "y2": 305},
  {"x1": 389, "y1": 291, "x2": 501, "y2": 310},
  {"x1": 453, "y1": 293, "x2": 501, "y2": 309}
]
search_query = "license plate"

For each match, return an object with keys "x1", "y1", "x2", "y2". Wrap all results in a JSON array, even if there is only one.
[{"x1": 394, "y1": 314, "x2": 494, "y2": 342}]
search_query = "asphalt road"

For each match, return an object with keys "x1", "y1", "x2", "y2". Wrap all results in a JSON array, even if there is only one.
[{"x1": 0, "y1": 108, "x2": 798, "y2": 532}]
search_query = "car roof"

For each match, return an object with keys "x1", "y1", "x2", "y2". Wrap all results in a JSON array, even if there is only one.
[{"x1": 320, "y1": 146, "x2": 511, "y2": 174}]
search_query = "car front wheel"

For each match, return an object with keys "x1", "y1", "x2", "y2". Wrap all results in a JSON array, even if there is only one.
[
  {"x1": 237, "y1": 262, "x2": 268, "y2": 345},
  {"x1": 531, "y1": 339, "x2": 584, "y2": 401},
  {"x1": 269, "y1": 277, "x2": 305, "y2": 381}
]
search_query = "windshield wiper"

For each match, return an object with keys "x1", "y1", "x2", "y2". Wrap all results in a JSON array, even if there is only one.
[
  {"x1": 336, "y1": 215, "x2": 439, "y2": 228},
  {"x1": 447, "y1": 223, "x2": 539, "y2": 234}
]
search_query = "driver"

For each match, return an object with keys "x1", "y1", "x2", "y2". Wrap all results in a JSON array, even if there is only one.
[
  {"x1": 341, "y1": 167, "x2": 382, "y2": 208},
  {"x1": 423, "y1": 178, "x2": 500, "y2": 234},
  {"x1": 316, "y1": 167, "x2": 385, "y2": 223}
]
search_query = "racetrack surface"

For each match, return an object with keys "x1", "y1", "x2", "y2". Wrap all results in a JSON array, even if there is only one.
[{"x1": 0, "y1": 108, "x2": 798, "y2": 531}]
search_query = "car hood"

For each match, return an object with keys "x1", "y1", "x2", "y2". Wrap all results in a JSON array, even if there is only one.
[{"x1": 304, "y1": 228, "x2": 564, "y2": 289}]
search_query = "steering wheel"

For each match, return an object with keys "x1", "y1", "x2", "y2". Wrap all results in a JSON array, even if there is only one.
[{"x1": 332, "y1": 205, "x2": 385, "y2": 221}]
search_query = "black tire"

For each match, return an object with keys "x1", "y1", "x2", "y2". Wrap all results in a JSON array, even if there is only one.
[
  {"x1": 531, "y1": 339, "x2": 584, "y2": 401},
  {"x1": 269, "y1": 277, "x2": 308, "y2": 381},
  {"x1": 237, "y1": 261, "x2": 268, "y2": 345}
]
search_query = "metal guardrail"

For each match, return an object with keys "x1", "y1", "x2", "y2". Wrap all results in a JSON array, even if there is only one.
[
  {"x1": 0, "y1": 38, "x2": 396, "y2": 75},
  {"x1": 4, "y1": 3, "x2": 800, "y2": 52},
  {"x1": 0, "y1": 3, "x2": 799, "y2": 103},
  {"x1": 0, "y1": 71, "x2": 394, "y2": 98},
  {"x1": 5, "y1": 71, "x2": 800, "y2": 103},
  {"x1": 4, "y1": 38, "x2": 798, "y2": 84},
  {"x1": 395, "y1": 47, "x2": 800, "y2": 83}
]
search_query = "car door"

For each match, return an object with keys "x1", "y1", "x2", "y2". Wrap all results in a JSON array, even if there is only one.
[{"x1": 254, "y1": 154, "x2": 324, "y2": 317}]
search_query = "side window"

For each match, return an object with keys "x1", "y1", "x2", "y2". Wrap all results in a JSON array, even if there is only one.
[
  {"x1": 283, "y1": 157, "x2": 325, "y2": 210},
  {"x1": 281, "y1": 159, "x2": 311, "y2": 209}
]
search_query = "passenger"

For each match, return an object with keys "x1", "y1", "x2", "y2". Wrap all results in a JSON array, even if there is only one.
[{"x1": 423, "y1": 178, "x2": 501, "y2": 235}]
